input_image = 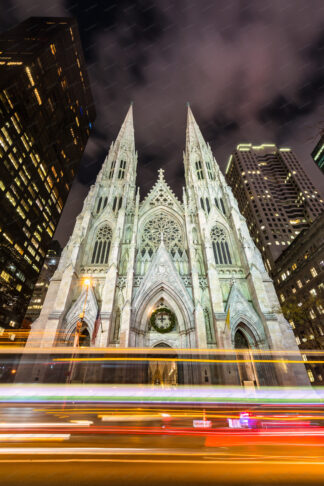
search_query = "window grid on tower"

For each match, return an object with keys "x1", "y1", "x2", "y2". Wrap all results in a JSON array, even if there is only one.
[
  {"x1": 211, "y1": 225, "x2": 232, "y2": 265},
  {"x1": 118, "y1": 160, "x2": 126, "y2": 179},
  {"x1": 195, "y1": 161, "x2": 204, "y2": 180},
  {"x1": 91, "y1": 224, "x2": 112, "y2": 265}
]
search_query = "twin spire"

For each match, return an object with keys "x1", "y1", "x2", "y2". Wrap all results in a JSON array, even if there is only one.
[{"x1": 115, "y1": 103, "x2": 206, "y2": 154}]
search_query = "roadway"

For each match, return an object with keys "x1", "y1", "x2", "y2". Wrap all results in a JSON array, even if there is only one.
[{"x1": 1, "y1": 402, "x2": 324, "y2": 485}]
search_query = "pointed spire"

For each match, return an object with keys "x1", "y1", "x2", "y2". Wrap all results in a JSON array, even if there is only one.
[
  {"x1": 185, "y1": 104, "x2": 206, "y2": 152},
  {"x1": 114, "y1": 103, "x2": 135, "y2": 153}
]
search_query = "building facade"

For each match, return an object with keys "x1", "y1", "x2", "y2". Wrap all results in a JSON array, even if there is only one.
[
  {"x1": 21, "y1": 106, "x2": 309, "y2": 387},
  {"x1": 273, "y1": 212, "x2": 324, "y2": 385},
  {"x1": 311, "y1": 133, "x2": 324, "y2": 173},
  {"x1": 24, "y1": 240, "x2": 61, "y2": 326},
  {"x1": 225, "y1": 144, "x2": 324, "y2": 275},
  {"x1": 0, "y1": 17, "x2": 95, "y2": 328}
]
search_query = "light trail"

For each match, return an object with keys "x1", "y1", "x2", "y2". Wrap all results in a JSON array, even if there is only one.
[
  {"x1": 52, "y1": 356, "x2": 324, "y2": 365},
  {"x1": 0, "y1": 384, "x2": 323, "y2": 405},
  {"x1": 2, "y1": 345, "x2": 324, "y2": 355}
]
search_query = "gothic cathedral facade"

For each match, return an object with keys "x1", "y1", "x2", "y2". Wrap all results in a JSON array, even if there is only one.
[{"x1": 23, "y1": 105, "x2": 309, "y2": 386}]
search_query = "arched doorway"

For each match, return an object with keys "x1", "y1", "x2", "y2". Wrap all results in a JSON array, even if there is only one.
[
  {"x1": 149, "y1": 343, "x2": 178, "y2": 386},
  {"x1": 234, "y1": 328, "x2": 259, "y2": 388}
]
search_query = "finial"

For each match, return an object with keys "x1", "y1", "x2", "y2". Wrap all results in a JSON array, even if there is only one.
[
  {"x1": 158, "y1": 168, "x2": 165, "y2": 180},
  {"x1": 186, "y1": 101, "x2": 190, "y2": 107},
  {"x1": 130, "y1": 101, "x2": 133, "y2": 106}
]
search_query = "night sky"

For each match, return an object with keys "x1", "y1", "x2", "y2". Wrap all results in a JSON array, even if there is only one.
[{"x1": 1, "y1": 0, "x2": 324, "y2": 246}]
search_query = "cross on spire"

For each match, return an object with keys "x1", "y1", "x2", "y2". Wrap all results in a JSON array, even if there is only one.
[{"x1": 158, "y1": 168, "x2": 165, "y2": 181}]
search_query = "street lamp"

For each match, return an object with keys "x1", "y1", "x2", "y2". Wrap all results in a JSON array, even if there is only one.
[{"x1": 68, "y1": 278, "x2": 92, "y2": 383}]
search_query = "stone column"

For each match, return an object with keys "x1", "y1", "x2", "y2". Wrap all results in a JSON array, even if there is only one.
[{"x1": 119, "y1": 194, "x2": 139, "y2": 347}]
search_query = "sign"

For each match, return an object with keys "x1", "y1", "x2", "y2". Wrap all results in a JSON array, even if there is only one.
[{"x1": 193, "y1": 420, "x2": 212, "y2": 428}]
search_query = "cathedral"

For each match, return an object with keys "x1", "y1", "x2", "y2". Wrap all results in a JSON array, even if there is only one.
[{"x1": 21, "y1": 105, "x2": 309, "y2": 387}]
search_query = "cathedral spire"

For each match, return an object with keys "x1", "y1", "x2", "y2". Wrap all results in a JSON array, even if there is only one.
[
  {"x1": 185, "y1": 104, "x2": 207, "y2": 153},
  {"x1": 114, "y1": 103, "x2": 135, "y2": 153}
]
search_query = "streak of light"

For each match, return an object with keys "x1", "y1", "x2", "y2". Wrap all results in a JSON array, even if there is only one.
[
  {"x1": 2, "y1": 345, "x2": 324, "y2": 355},
  {"x1": 51, "y1": 356, "x2": 324, "y2": 365},
  {"x1": 0, "y1": 434, "x2": 70, "y2": 441},
  {"x1": 0, "y1": 423, "x2": 91, "y2": 428}
]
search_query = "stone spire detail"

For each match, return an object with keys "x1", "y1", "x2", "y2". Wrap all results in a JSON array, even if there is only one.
[
  {"x1": 114, "y1": 103, "x2": 135, "y2": 154},
  {"x1": 185, "y1": 104, "x2": 207, "y2": 154}
]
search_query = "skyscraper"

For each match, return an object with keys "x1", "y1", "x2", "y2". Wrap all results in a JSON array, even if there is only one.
[
  {"x1": 225, "y1": 144, "x2": 324, "y2": 274},
  {"x1": 311, "y1": 133, "x2": 324, "y2": 173},
  {"x1": 0, "y1": 17, "x2": 96, "y2": 329},
  {"x1": 20, "y1": 106, "x2": 309, "y2": 387},
  {"x1": 24, "y1": 240, "x2": 61, "y2": 326}
]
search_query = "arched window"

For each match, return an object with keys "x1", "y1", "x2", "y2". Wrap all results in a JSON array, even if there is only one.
[
  {"x1": 220, "y1": 197, "x2": 226, "y2": 215},
  {"x1": 211, "y1": 225, "x2": 232, "y2": 265},
  {"x1": 97, "y1": 197, "x2": 102, "y2": 213},
  {"x1": 91, "y1": 224, "x2": 112, "y2": 264},
  {"x1": 200, "y1": 197, "x2": 205, "y2": 211},
  {"x1": 112, "y1": 197, "x2": 117, "y2": 211},
  {"x1": 140, "y1": 214, "x2": 183, "y2": 259},
  {"x1": 109, "y1": 160, "x2": 116, "y2": 179},
  {"x1": 195, "y1": 161, "x2": 204, "y2": 180},
  {"x1": 118, "y1": 160, "x2": 126, "y2": 179},
  {"x1": 205, "y1": 198, "x2": 210, "y2": 213},
  {"x1": 206, "y1": 160, "x2": 214, "y2": 180},
  {"x1": 103, "y1": 197, "x2": 108, "y2": 209}
]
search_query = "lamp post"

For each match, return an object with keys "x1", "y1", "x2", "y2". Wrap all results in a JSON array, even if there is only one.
[{"x1": 67, "y1": 278, "x2": 91, "y2": 384}]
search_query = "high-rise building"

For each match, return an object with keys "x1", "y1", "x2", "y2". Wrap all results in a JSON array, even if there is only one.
[
  {"x1": 225, "y1": 144, "x2": 324, "y2": 274},
  {"x1": 20, "y1": 106, "x2": 309, "y2": 387},
  {"x1": 311, "y1": 133, "x2": 324, "y2": 173},
  {"x1": 273, "y1": 212, "x2": 324, "y2": 385},
  {"x1": 24, "y1": 240, "x2": 61, "y2": 326},
  {"x1": 0, "y1": 17, "x2": 96, "y2": 329}
]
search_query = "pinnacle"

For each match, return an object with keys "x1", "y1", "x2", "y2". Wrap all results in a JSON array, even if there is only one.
[
  {"x1": 185, "y1": 104, "x2": 206, "y2": 151},
  {"x1": 114, "y1": 103, "x2": 135, "y2": 150}
]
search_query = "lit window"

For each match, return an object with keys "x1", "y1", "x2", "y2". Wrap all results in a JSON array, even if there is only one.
[
  {"x1": 25, "y1": 67, "x2": 35, "y2": 86},
  {"x1": 310, "y1": 288, "x2": 317, "y2": 297},
  {"x1": 289, "y1": 320, "x2": 295, "y2": 329},
  {"x1": 310, "y1": 267, "x2": 318, "y2": 277},
  {"x1": 280, "y1": 294, "x2": 285, "y2": 302},
  {"x1": 297, "y1": 280, "x2": 303, "y2": 288},
  {"x1": 1, "y1": 270, "x2": 10, "y2": 282},
  {"x1": 307, "y1": 370, "x2": 315, "y2": 383},
  {"x1": 309, "y1": 309, "x2": 316, "y2": 319},
  {"x1": 296, "y1": 336, "x2": 301, "y2": 345}
]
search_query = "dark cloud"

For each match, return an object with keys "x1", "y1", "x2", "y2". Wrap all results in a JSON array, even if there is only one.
[{"x1": 1, "y1": 0, "x2": 324, "y2": 246}]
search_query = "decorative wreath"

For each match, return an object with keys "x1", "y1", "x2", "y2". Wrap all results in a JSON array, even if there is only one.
[{"x1": 150, "y1": 307, "x2": 176, "y2": 334}]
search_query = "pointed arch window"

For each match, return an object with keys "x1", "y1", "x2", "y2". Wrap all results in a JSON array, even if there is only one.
[
  {"x1": 206, "y1": 198, "x2": 210, "y2": 213},
  {"x1": 220, "y1": 197, "x2": 226, "y2": 215},
  {"x1": 200, "y1": 197, "x2": 205, "y2": 211},
  {"x1": 91, "y1": 224, "x2": 112, "y2": 264},
  {"x1": 118, "y1": 160, "x2": 126, "y2": 179},
  {"x1": 211, "y1": 225, "x2": 232, "y2": 265},
  {"x1": 109, "y1": 160, "x2": 116, "y2": 179},
  {"x1": 195, "y1": 161, "x2": 204, "y2": 180},
  {"x1": 97, "y1": 197, "x2": 102, "y2": 213},
  {"x1": 206, "y1": 160, "x2": 214, "y2": 180}
]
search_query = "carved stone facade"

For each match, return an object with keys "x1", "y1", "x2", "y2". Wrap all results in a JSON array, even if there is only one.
[{"x1": 21, "y1": 105, "x2": 310, "y2": 386}]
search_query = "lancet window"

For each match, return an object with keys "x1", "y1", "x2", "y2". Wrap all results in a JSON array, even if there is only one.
[
  {"x1": 109, "y1": 160, "x2": 116, "y2": 179},
  {"x1": 118, "y1": 160, "x2": 126, "y2": 179},
  {"x1": 195, "y1": 160, "x2": 204, "y2": 180},
  {"x1": 211, "y1": 224, "x2": 232, "y2": 265},
  {"x1": 91, "y1": 224, "x2": 112, "y2": 265},
  {"x1": 206, "y1": 160, "x2": 214, "y2": 180}
]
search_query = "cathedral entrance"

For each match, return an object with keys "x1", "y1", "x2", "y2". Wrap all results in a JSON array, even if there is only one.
[
  {"x1": 234, "y1": 328, "x2": 259, "y2": 388},
  {"x1": 148, "y1": 343, "x2": 178, "y2": 386}
]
